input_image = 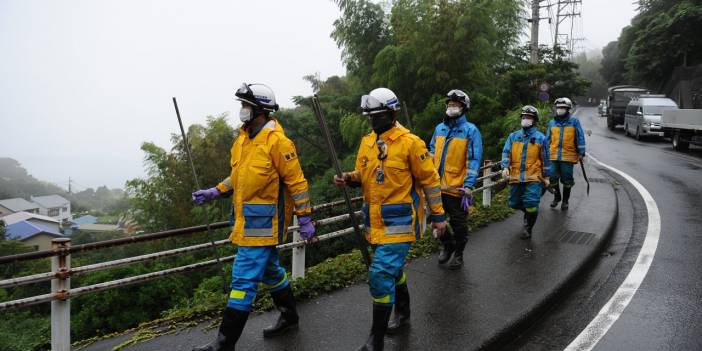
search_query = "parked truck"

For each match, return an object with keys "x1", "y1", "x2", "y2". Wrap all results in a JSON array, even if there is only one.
[
  {"x1": 662, "y1": 109, "x2": 702, "y2": 151},
  {"x1": 607, "y1": 85, "x2": 650, "y2": 130}
]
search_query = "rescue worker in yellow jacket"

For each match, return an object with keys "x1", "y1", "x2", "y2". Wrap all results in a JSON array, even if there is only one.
[
  {"x1": 191, "y1": 83, "x2": 315, "y2": 351},
  {"x1": 429, "y1": 89, "x2": 483, "y2": 269},
  {"x1": 334, "y1": 88, "x2": 447, "y2": 351}
]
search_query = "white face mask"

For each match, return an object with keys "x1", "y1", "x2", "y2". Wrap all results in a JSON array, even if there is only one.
[
  {"x1": 521, "y1": 118, "x2": 533, "y2": 128},
  {"x1": 239, "y1": 106, "x2": 253, "y2": 123},
  {"x1": 556, "y1": 108, "x2": 568, "y2": 116},
  {"x1": 446, "y1": 106, "x2": 462, "y2": 117}
]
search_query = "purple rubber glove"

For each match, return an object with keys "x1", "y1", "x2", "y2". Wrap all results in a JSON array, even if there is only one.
[
  {"x1": 460, "y1": 188, "x2": 474, "y2": 212},
  {"x1": 191, "y1": 187, "x2": 220, "y2": 205},
  {"x1": 298, "y1": 216, "x2": 315, "y2": 241}
]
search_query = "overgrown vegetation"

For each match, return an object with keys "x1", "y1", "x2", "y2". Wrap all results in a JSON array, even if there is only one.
[{"x1": 600, "y1": 0, "x2": 702, "y2": 89}]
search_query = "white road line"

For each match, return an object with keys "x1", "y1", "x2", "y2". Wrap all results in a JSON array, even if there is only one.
[{"x1": 564, "y1": 153, "x2": 661, "y2": 351}]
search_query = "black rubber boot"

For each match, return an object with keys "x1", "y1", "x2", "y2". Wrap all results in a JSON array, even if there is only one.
[
  {"x1": 357, "y1": 303, "x2": 392, "y2": 351},
  {"x1": 192, "y1": 307, "x2": 249, "y2": 351},
  {"x1": 521, "y1": 211, "x2": 538, "y2": 239},
  {"x1": 550, "y1": 185, "x2": 561, "y2": 208},
  {"x1": 263, "y1": 285, "x2": 299, "y2": 338},
  {"x1": 561, "y1": 186, "x2": 571, "y2": 211},
  {"x1": 387, "y1": 283, "x2": 410, "y2": 334},
  {"x1": 438, "y1": 241, "x2": 455, "y2": 264},
  {"x1": 447, "y1": 241, "x2": 466, "y2": 270}
]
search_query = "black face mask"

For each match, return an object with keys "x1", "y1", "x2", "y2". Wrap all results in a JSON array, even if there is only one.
[{"x1": 370, "y1": 112, "x2": 395, "y2": 135}]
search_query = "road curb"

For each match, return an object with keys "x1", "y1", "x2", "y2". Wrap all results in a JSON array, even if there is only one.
[{"x1": 478, "y1": 168, "x2": 620, "y2": 350}]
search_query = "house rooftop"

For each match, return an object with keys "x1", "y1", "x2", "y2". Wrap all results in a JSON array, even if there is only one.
[
  {"x1": 31, "y1": 195, "x2": 70, "y2": 208},
  {"x1": 1, "y1": 211, "x2": 59, "y2": 226},
  {"x1": 78, "y1": 223, "x2": 120, "y2": 232},
  {"x1": 73, "y1": 215, "x2": 98, "y2": 225},
  {"x1": 6, "y1": 220, "x2": 63, "y2": 241},
  {"x1": 0, "y1": 198, "x2": 39, "y2": 212}
]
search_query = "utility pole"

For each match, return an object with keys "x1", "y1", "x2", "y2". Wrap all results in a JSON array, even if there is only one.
[
  {"x1": 68, "y1": 177, "x2": 72, "y2": 194},
  {"x1": 529, "y1": 0, "x2": 551, "y2": 64},
  {"x1": 530, "y1": 0, "x2": 540, "y2": 63}
]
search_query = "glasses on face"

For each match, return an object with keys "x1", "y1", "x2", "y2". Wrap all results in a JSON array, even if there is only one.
[
  {"x1": 236, "y1": 83, "x2": 250, "y2": 95},
  {"x1": 361, "y1": 95, "x2": 382, "y2": 110},
  {"x1": 447, "y1": 90, "x2": 467, "y2": 100}
]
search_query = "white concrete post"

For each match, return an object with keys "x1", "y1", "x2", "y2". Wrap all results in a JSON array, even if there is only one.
[
  {"x1": 51, "y1": 238, "x2": 71, "y2": 351},
  {"x1": 482, "y1": 160, "x2": 492, "y2": 208},
  {"x1": 291, "y1": 216, "x2": 305, "y2": 279}
]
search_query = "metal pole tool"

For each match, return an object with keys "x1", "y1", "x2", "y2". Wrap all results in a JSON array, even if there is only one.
[
  {"x1": 310, "y1": 95, "x2": 371, "y2": 268},
  {"x1": 172, "y1": 97, "x2": 222, "y2": 263}
]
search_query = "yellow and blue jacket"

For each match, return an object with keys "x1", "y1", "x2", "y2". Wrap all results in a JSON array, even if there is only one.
[
  {"x1": 347, "y1": 123, "x2": 445, "y2": 245},
  {"x1": 429, "y1": 115, "x2": 483, "y2": 197},
  {"x1": 216, "y1": 118, "x2": 311, "y2": 247},
  {"x1": 501, "y1": 126, "x2": 551, "y2": 184},
  {"x1": 545, "y1": 114, "x2": 586, "y2": 163}
]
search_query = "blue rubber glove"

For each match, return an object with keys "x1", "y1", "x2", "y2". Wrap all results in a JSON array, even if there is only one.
[
  {"x1": 192, "y1": 187, "x2": 220, "y2": 205},
  {"x1": 460, "y1": 188, "x2": 474, "y2": 212},
  {"x1": 298, "y1": 216, "x2": 315, "y2": 241}
]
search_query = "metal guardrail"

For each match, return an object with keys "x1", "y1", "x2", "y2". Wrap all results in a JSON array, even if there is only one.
[{"x1": 0, "y1": 161, "x2": 504, "y2": 350}]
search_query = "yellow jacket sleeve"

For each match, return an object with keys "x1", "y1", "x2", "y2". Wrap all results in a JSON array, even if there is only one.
[
  {"x1": 215, "y1": 177, "x2": 233, "y2": 195},
  {"x1": 271, "y1": 136, "x2": 312, "y2": 217},
  {"x1": 408, "y1": 136, "x2": 445, "y2": 222}
]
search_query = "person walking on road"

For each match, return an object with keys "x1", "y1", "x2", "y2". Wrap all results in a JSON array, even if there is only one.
[
  {"x1": 428, "y1": 89, "x2": 483, "y2": 269},
  {"x1": 545, "y1": 97, "x2": 586, "y2": 210},
  {"x1": 191, "y1": 83, "x2": 316, "y2": 351},
  {"x1": 333, "y1": 87, "x2": 447, "y2": 351},
  {"x1": 501, "y1": 105, "x2": 551, "y2": 239}
]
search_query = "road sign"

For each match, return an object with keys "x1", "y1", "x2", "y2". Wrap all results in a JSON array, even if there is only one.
[
  {"x1": 539, "y1": 82, "x2": 550, "y2": 92},
  {"x1": 539, "y1": 91, "x2": 550, "y2": 103}
]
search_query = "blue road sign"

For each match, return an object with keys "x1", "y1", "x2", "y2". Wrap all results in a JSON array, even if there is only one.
[{"x1": 539, "y1": 91, "x2": 550, "y2": 103}]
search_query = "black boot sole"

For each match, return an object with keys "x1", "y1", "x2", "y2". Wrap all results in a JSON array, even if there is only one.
[
  {"x1": 386, "y1": 319, "x2": 410, "y2": 335},
  {"x1": 262, "y1": 322, "x2": 298, "y2": 338},
  {"x1": 447, "y1": 261, "x2": 463, "y2": 270},
  {"x1": 438, "y1": 253, "x2": 453, "y2": 264}
]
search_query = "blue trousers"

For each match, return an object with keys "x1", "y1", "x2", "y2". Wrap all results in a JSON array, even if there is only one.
[
  {"x1": 551, "y1": 161, "x2": 575, "y2": 187},
  {"x1": 508, "y1": 182, "x2": 543, "y2": 212},
  {"x1": 369, "y1": 243, "x2": 411, "y2": 306},
  {"x1": 227, "y1": 246, "x2": 289, "y2": 312}
]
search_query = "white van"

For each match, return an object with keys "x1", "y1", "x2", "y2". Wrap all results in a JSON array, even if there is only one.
[{"x1": 624, "y1": 94, "x2": 679, "y2": 140}]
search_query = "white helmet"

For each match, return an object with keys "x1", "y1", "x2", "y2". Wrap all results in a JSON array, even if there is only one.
[
  {"x1": 554, "y1": 97, "x2": 573, "y2": 109},
  {"x1": 235, "y1": 82, "x2": 279, "y2": 112},
  {"x1": 446, "y1": 89, "x2": 470, "y2": 109},
  {"x1": 360, "y1": 87, "x2": 401, "y2": 116}
]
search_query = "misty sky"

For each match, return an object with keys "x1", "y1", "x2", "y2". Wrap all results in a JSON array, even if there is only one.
[{"x1": 0, "y1": 0, "x2": 636, "y2": 191}]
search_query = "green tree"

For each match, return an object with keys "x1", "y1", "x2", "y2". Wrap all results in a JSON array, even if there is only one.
[
  {"x1": 574, "y1": 52, "x2": 609, "y2": 100},
  {"x1": 600, "y1": 40, "x2": 627, "y2": 86},
  {"x1": 125, "y1": 114, "x2": 235, "y2": 232},
  {"x1": 331, "y1": 0, "x2": 393, "y2": 84},
  {"x1": 600, "y1": 0, "x2": 702, "y2": 88}
]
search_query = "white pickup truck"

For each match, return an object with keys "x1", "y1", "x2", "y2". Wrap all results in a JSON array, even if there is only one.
[{"x1": 662, "y1": 109, "x2": 702, "y2": 151}]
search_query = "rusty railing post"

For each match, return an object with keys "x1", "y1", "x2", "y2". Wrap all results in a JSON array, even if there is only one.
[
  {"x1": 51, "y1": 237, "x2": 71, "y2": 351},
  {"x1": 291, "y1": 215, "x2": 305, "y2": 279},
  {"x1": 482, "y1": 160, "x2": 493, "y2": 207}
]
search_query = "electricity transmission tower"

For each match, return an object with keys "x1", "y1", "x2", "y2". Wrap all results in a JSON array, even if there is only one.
[{"x1": 552, "y1": 0, "x2": 585, "y2": 59}]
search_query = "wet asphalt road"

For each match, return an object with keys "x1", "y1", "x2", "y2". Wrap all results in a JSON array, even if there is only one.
[{"x1": 513, "y1": 107, "x2": 702, "y2": 350}]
